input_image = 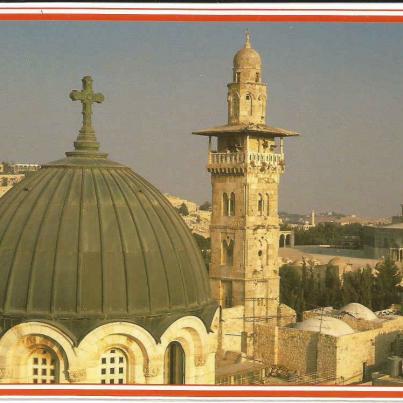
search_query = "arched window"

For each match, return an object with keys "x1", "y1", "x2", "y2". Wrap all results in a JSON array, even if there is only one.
[
  {"x1": 258, "y1": 194, "x2": 264, "y2": 216},
  {"x1": 223, "y1": 193, "x2": 229, "y2": 216},
  {"x1": 261, "y1": 97, "x2": 265, "y2": 120},
  {"x1": 29, "y1": 348, "x2": 58, "y2": 384},
  {"x1": 255, "y1": 72, "x2": 260, "y2": 82},
  {"x1": 221, "y1": 239, "x2": 234, "y2": 266},
  {"x1": 245, "y1": 94, "x2": 253, "y2": 115},
  {"x1": 165, "y1": 342, "x2": 185, "y2": 385},
  {"x1": 235, "y1": 72, "x2": 241, "y2": 83},
  {"x1": 266, "y1": 194, "x2": 270, "y2": 216},
  {"x1": 100, "y1": 348, "x2": 127, "y2": 384},
  {"x1": 222, "y1": 280, "x2": 233, "y2": 308},
  {"x1": 229, "y1": 192, "x2": 236, "y2": 216}
]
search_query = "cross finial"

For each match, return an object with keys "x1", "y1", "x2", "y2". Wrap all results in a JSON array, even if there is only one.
[
  {"x1": 245, "y1": 30, "x2": 251, "y2": 48},
  {"x1": 67, "y1": 76, "x2": 107, "y2": 157},
  {"x1": 70, "y1": 76, "x2": 104, "y2": 134}
]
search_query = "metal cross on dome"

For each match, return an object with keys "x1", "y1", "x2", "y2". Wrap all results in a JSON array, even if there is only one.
[{"x1": 70, "y1": 76, "x2": 104, "y2": 134}]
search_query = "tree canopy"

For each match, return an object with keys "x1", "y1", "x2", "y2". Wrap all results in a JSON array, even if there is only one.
[
  {"x1": 280, "y1": 259, "x2": 402, "y2": 318},
  {"x1": 294, "y1": 222, "x2": 364, "y2": 247},
  {"x1": 177, "y1": 202, "x2": 189, "y2": 216}
]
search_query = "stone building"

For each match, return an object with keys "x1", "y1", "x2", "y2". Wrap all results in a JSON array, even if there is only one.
[
  {"x1": 0, "y1": 163, "x2": 41, "y2": 198},
  {"x1": 363, "y1": 205, "x2": 403, "y2": 263},
  {"x1": 0, "y1": 76, "x2": 218, "y2": 384},
  {"x1": 0, "y1": 174, "x2": 25, "y2": 198},
  {"x1": 255, "y1": 303, "x2": 403, "y2": 384}
]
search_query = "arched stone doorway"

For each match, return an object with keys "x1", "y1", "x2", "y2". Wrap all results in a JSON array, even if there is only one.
[{"x1": 164, "y1": 341, "x2": 185, "y2": 384}]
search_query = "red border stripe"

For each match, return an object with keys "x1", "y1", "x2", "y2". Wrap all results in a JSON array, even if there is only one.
[
  {"x1": 0, "y1": 14, "x2": 403, "y2": 22},
  {"x1": 0, "y1": 387, "x2": 403, "y2": 398},
  {"x1": 0, "y1": 4, "x2": 402, "y2": 398}
]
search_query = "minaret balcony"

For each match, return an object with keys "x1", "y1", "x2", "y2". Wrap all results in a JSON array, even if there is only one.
[
  {"x1": 207, "y1": 151, "x2": 284, "y2": 174},
  {"x1": 247, "y1": 152, "x2": 284, "y2": 168},
  {"x1": 207, "y1": 151, "x2": 245, "y2": 174}
]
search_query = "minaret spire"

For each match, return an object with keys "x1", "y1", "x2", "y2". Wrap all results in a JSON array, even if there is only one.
[{"x1": 245, "y1": 30, "x2": 251, "y2": 48}]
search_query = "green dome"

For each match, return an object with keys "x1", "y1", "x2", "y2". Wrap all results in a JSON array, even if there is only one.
[{"x1": 0, "y1": 77, "x2": 216, "y2": 342}]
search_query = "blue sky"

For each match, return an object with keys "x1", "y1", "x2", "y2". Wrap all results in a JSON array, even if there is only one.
[{"x1": 0, "y1": 22, "x2": 402, "y2": 217}]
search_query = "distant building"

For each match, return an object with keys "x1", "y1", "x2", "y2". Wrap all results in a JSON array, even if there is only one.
[
  {"x1": 8, "y1": 162, "x2": 41, "y2": 174},
  {"x1": 164, "y1": 193, "x2": 198, "y2": 214},
  {"x1": 0, "y1": 162, "x2": 41, "y2": 198},
  {"x1": 363, "y1": 205, "x2": 403, "y2": 263}
]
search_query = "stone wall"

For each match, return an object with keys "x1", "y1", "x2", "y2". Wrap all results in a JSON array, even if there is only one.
[
  {"x1": 220, "y1": 306, "x2": 245, "y2": 354},
  {"x1": 255, "y1": 315, "x2": 403, "y2": 384},
  {"x1": 255, "y1": 321, "x2": 278, "y2": 366},
  {"x1": 276, "y1": 327, "x2": 319, "y2": 376}
]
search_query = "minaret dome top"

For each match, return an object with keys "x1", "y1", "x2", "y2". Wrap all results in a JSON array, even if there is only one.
[{"x1": 233, "y1": 31, "x2": 262, "y2": 70}]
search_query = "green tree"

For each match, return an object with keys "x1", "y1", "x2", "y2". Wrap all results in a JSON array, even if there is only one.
[
  {"x1": 177, "y1": 202, "x2": 189, "y2": 216},
  {"x1": 342, "y1": 271, "x2": 361, "y2": 305},
  {"x1": 199, "y1": 201, "x2": 212, "y2": 211},
  {"x1": 280, "y1": 265, "x2": 303, "y2": 317},
  {"x1": 305, "y1": 267, "x2": 321, "y2": 310},
  {"x1": 372, "y1": 258, "x2": 402, "y2": 311},
  {"x1": 192, "y1": 234, "x2": 211, "y2": 271},
  {"x1": 294, "y1": 222, "x2": 364, "y2": 247},
  {"x1": 358, "y1": 266, "x2": 374, "y2": 309},
  {"x1": 324, "y1": 266, "x2": 343, "y2": 308}
]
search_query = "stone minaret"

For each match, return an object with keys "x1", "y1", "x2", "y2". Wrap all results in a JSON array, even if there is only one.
[{"x1": 193, "y1": 33, "x2": 298, "y2": 358}]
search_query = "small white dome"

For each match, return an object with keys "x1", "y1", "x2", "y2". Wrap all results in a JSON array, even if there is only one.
[
  {"x1": 294, "y1": 316, "x2": 354, "y2": 337},
  {"x1": 341, "y1": 303, "x2": 377, "y2": 321}
]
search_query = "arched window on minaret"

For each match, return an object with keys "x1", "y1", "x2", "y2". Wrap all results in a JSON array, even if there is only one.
[
  {"x1": 245, "y1": 94, "x2": 253, "y2": 116},
  {"x1": 266, "y1": 193, "x2": 270, "y2": 216},
  {"x1": 258, "y1": 193, "x2": 264, "y2": 216},
  {"x1": 255, "y1": 72, "x2": 260, "y2": 82},
  {"x1": 236, "y1": 72, "x2": 241, "y2": 83},
  {"x1": 221, "y1": 239, "x2": 234, "y2": 266},
  {"x1": 229, "y1": 192, "x2": 236, "y2": 216},
  {"x1": 223, "y1": 193, "x2": 229, "y2": 216}
]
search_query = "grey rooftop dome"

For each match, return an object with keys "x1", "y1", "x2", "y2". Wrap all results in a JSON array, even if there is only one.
[
  {"x1": 341, "y1": 303, "x2": 377, "y2": 321},
  {"x1": 294, "y1": 316, "x2": 355, "y2": 337}
]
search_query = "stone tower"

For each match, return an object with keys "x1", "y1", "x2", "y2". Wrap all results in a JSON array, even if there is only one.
[{"x1": 193, "y1": 33, "x2": 298, "y2": 358}]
